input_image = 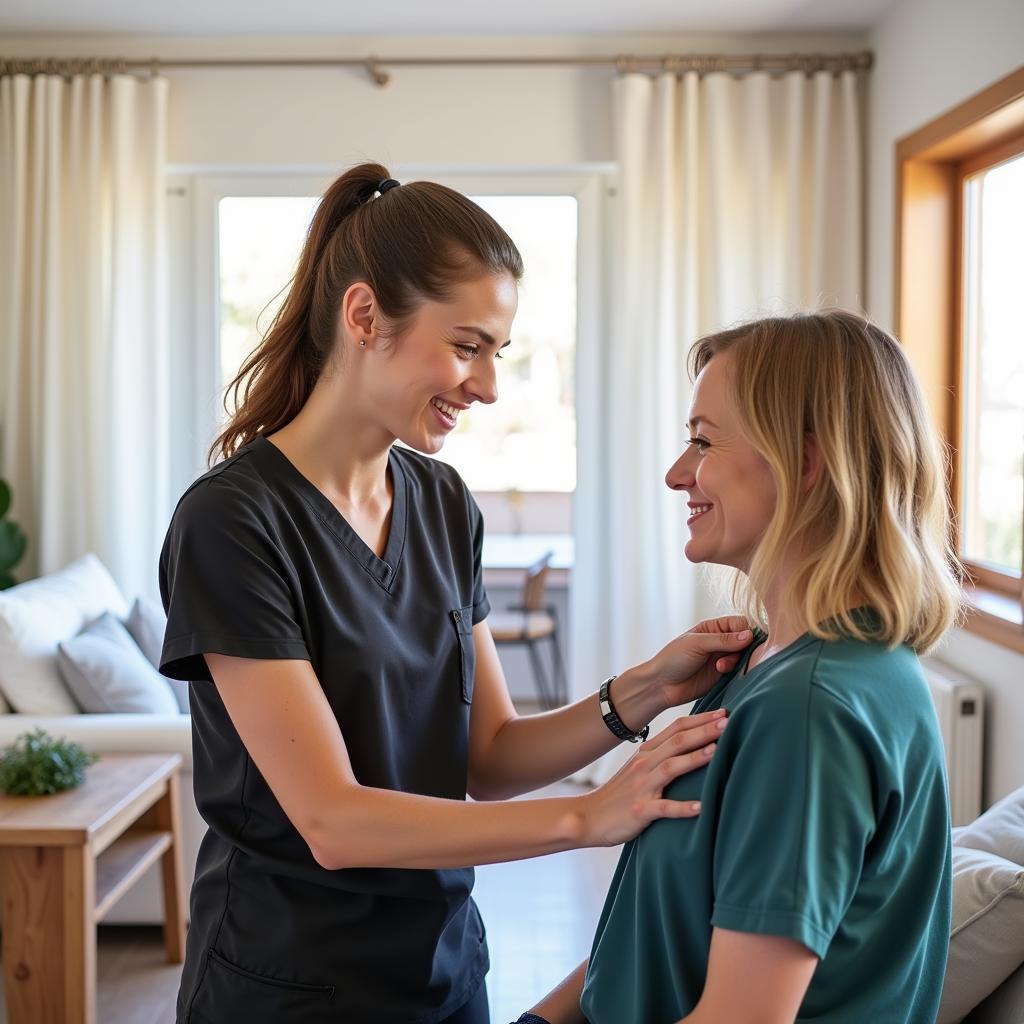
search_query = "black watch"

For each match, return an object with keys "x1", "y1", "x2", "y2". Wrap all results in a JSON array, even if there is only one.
[
  {"x1": 599, "y1": 675, "x2": 650, "y2": 743},
  {"x1": 513, "y1": 1015, "x2": 552, "y2": 1024}
]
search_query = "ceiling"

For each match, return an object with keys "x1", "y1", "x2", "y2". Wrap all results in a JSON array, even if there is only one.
[{"x1": 1, "y1": 0, "x2": 895, "y2": 37}]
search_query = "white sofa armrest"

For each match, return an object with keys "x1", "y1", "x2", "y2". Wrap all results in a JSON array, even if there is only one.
[{"x1": 0, "y1": 713, "x2": 193, "y2": 770}]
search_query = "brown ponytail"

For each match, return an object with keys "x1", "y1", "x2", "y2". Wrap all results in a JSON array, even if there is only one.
[{"x1": 209, "y1": 162, "x2": 523, "y2": 465}]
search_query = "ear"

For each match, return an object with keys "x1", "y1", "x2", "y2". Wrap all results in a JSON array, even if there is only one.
[
  {"x1": 802, "y1": 433, "x2": 823, "y2": 493},
  {"x1": 340, "y1": 281, "x2": 378, "y2": 347}
]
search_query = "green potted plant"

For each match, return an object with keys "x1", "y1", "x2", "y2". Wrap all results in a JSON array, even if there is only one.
[
  {"x1": 0, "y1": 729, "x2": 98, "y2": 795},
  {"x1": 0, "y1": 476, "x2": 27, "y2": 590}
]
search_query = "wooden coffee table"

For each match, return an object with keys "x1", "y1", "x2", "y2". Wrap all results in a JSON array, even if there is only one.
[{"x1": 0, "y1": 753, "x2": 186, "y2": 1024}]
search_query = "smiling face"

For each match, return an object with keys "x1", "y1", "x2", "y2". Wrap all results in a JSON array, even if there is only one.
[
  {"x1": 353, "y1": 271, "x2": 518, "y2": 455},
  {"x1": 665, "y1": 352, "x2": 778, "y2": 572}
]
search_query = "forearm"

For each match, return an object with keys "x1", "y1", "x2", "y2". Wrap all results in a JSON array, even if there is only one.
[
  {"x1": 529, "y1": 959, "x2": 589, "y2": 1024},
  {"x1": 474, "y1": 665, "x2": 667, "y2": 799},
  {"x1": 308, "y1": 785, "x2": 590, "y2": 870}
]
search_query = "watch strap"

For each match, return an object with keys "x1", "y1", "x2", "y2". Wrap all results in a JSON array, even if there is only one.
[{"x1": 599, "y1": 675, "x2": 650, "y2": 743}]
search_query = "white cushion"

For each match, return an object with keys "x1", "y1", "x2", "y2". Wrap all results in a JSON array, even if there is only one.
[
  {"x1": 57, "y1": 612, "x2": 179, "y2": 714},
  {"x1": 939, "y1": 785, "x2": 1024, "y2": 1024},
  {"x1": 955, "y1": 785, "x2": 1024, "y2": 866},
  {"x1": 938, "y1": 847, "x2": 1024, "y2": 1023},
  {"x1": 0, "y1": 554, "x2": 128, "y2": 713}
]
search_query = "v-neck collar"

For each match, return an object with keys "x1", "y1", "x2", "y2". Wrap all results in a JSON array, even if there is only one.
[{"x1": 255, "y1": 435, "x2": 407, "y2": 593}]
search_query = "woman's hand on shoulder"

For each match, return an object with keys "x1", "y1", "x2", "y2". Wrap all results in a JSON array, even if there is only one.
[{"x1": 642, "y1": 616, "x2": 753, "y2": 710}]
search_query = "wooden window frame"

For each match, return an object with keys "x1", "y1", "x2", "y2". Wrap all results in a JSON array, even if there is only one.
[{"x1": 894, "y1": 66, "x2": 1024, "y2": 654}]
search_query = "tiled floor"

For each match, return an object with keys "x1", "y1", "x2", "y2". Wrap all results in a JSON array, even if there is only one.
[{"x1": 0, "y1": 784, "x2": 620, "y2": 1024}]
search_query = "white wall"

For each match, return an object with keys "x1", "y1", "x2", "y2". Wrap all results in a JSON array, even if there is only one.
[{"x1": 867, "y1": 0, "x2": 1024, "y2": 806}]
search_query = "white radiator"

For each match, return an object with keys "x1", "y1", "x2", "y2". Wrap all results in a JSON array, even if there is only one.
[{"x1": 922, "y1": 659, "x2": 985, "y2": 826}]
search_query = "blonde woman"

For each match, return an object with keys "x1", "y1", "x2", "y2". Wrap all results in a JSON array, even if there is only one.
[{"x1": 517, "y1": 311, "x2": 961, "y2": 1024}]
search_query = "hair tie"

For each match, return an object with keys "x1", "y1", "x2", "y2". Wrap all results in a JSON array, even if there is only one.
[{"x1": 376, "y1": 178, "x2": 400, "y2": 195}]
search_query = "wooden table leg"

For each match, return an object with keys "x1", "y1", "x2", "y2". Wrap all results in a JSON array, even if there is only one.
[
  {"x1": 152, "y1": 774, "x2": 187, "y2": 963},
  {"x1": 63, "y1": 846, "x2": 96, "y2": 1024},
  {"x1": 0, "y1": 844, "x2": 96, "y2": 1024}
]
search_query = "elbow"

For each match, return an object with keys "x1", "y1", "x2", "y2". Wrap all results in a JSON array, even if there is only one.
[
  {"x1": 307, "y1": 829, "x2": 364, "y2": 871},
  {"x1": 303, "y1": 820, "x2": 346, "y2": 870},
  {"x1": 467, "y1": 773, "x2": 519, "y2": 802},
  {"x1": 310, "y1": 844, "x2": 353, "y2": 872},
  {"x1": 300, "y1": 792, "x2": 362, "y2": 871},
  {"x1": 466, "y1": 776, "x2": 496, "y2": 802}
]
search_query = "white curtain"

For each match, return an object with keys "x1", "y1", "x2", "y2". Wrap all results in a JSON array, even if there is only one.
[
  {"x1": 0, "y1": 73, "x2": 170, "y2": 600},
  {"x1": 573, "y1": 70, "x2": 862, "y2": 781}
]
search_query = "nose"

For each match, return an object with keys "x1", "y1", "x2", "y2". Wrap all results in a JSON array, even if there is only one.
[
  {"x1": 665, "y1": 445, "x2": 696, "y2": 491},
  {"x1": 466, "y1": 357, "x2": 499, "y2": 406}
]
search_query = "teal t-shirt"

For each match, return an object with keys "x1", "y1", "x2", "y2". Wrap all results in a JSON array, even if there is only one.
[{"x1": 581, "y1": 624, "x2": 952, "y2": 1024}]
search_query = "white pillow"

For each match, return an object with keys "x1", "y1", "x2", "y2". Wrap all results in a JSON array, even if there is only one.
[
  {"x1": 938, "y1": 846, "x2": 1024, "y2": 1023},
  {"x1": 126, "y1": 595, "x2": 188, "y2": 713},
  {"x1": 939, "y1": 785, "x2": 1024, "y2": 1024},
  {"x1": 0, "y1": 554, "x2": 128, "y2": 713},
  {"x1": 57, "y1": 612, "x2": 179, "y2": 714},
  {"x1": 956, "y1": 785, "x2": 1024, "y2": 866}
]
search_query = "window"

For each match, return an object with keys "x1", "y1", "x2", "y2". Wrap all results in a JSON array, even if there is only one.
[
  {"x1": 434, "y1": 195, "x2": 577, "y2": 496},
  {"x1": 218, "y1": 196, "x2": 319, "y2": 397},
  {"x1": 958, "y1": 151, "x2": 1024, "y2": 582},
  {"x1": 895, "y1": 67, "x2": 1024, "y2": 651}
]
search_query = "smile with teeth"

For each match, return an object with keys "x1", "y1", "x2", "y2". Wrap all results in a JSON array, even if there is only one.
[
  {"x1": 431, "y1": 398, "x2": 460, "y2": 426},
  {"x1": 687, "y1": 503, "x2": 713, "y2": 526}
]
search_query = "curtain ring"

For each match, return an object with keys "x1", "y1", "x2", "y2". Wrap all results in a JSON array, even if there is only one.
[{"x1": 365, "y1": 58, "x2": 390, "y2": 88}]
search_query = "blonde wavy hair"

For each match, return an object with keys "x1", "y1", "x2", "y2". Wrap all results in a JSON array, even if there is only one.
[{"x1": 689, "y1": 310, "x2": 963, "y2": 654}]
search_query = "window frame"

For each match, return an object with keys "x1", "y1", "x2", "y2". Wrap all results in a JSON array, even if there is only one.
[
  {"x1": 955, "y1": 134, "x2": 1024, "y2": 601},
  {"x1": 895, "y1": 68, "x2": 1024, "y2": 653}
]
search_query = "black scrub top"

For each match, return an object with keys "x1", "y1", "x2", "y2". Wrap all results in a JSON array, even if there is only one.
[{"x1": 159, "y1": 436, "x2": 491, "y2": 1024}]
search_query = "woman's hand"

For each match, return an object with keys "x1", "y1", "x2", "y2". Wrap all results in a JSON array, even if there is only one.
[
  {"x1": 577, "y1": 710, "x2": 728, "y2": 847},
  {"x1": 643, "y1": 615, "x2": 753, "y2": 710}
]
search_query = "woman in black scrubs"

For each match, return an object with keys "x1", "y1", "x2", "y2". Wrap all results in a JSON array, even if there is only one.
[{"x1": 159, "y1": 162, "x2": 754, "y2": 1024}]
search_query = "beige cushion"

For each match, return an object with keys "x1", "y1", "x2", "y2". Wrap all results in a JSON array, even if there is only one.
[
  {"x1": 964, "y1": 961, "x2": 1024, "y2": 1023},
  {"x1": 489, "y1": 611, "x2": 556, "y2": 642},
  {"x1": 0, "y1": 554, "x2": 128, "y2": 713},
  {"x1": 938, "y1": 785, "x2": 1024, "y2": 1024}
]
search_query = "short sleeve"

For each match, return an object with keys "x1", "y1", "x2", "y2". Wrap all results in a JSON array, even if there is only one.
[
  {"x1": 158, "y1": 477, "x2": 310, "y2": 681},
  {"x1": 467, "y1": 490, "x2": 490, "y2": 625},
  {"x1": 710, "y1": 682, "x2": 877, "y2": 958}
]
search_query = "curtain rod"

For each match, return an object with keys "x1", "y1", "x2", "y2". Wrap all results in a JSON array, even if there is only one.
[{"x1": 0, "y1": 51, "x2": 873, "y2": 87}]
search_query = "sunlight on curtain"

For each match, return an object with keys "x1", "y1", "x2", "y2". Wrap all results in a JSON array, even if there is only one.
[{"x1": 0, "y1": 72, "x2": 169, "y2": 598}]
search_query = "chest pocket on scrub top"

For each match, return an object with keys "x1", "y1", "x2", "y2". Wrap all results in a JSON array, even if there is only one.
[{"x1": 450, "y1": 606, "x2": 476, "y2": 704}]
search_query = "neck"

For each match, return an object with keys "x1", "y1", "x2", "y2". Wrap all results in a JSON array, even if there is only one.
[
  {"x1": 745, "y1": 552, "x2": 808, "y2": 667},
  {"x1": 268, "y1": 372, "x2": 393, "y2": 506},
  {"x1": 758, "y1": 585, "x2": 806, "y2": 654},
  {"x1": 753, "y1": 568, "x2": 871, "y2": 667}
]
